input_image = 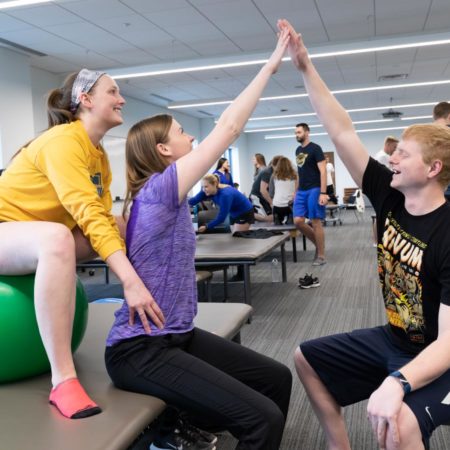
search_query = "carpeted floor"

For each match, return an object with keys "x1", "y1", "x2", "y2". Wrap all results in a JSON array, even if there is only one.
[{"x1": 78, "y1": 209, "x2": 450, "y2": 449}]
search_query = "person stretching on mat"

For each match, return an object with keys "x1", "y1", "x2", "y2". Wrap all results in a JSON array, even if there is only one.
[
  {"x1": 105, "y1": 28, "x2": 292, "y2": 450},
  {"x1": 279, "y1": 18, "x2": 450, "y2": 450},
  {"x1": 189, "y1": 173, "x2": 255, "y2": 234},
  {"x1": 0, "y1": 69, "x2": 164, "y2": 419}
]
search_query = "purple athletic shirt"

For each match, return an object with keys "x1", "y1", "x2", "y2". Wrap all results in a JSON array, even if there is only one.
[{"x1": 106, "y1": 163, "x2": 197, "y2": 346}]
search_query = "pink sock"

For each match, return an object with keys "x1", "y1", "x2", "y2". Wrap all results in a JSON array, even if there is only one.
[{"x1": 49, "y1": 378, "x2": 101, "y2": 419}]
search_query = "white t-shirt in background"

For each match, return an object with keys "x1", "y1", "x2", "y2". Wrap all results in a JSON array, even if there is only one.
[
  {"x1": 273, "y1": 179, "x2": 296, "y2": 207},
  {"x1": 374, "y1": 150, "x2": 390, "y2": 168},
  {"x1": 326, "y1": 162, "x2": 334, "y2": 186}
]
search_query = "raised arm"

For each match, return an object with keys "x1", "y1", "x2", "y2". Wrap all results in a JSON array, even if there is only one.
[
  {"x1": 279, "y1": 19, "x2": 369, "y2": 188},
  {"x1": 176, "y1": 28, "x2": 290, "y2": 202}
]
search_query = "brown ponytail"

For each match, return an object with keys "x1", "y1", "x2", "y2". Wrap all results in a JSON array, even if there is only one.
[{"x1": 46, "y1": 72, "x2": 78, "y2": 127}]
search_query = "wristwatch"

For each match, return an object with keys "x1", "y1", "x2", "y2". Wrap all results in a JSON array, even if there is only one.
[
  {"x1": 389, "y1": 370, "x2": 411, "y2": 394},
  {"x1": 320, "y1": 192, "x2": 327, "y2": 195}
]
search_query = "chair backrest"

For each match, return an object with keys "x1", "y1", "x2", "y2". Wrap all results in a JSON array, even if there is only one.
[{"x1": 343, "y1": 187, "x2": 358, "y2": 204}]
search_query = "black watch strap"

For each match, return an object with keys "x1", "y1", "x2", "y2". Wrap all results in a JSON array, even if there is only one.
[{"x1": 389, "y1": 370, "x2": 411, "y2": 394}]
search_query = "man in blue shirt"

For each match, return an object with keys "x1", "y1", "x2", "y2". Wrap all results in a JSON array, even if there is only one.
[{"x1": 293, "y1": 123, "x2": 328, "y2": 265}]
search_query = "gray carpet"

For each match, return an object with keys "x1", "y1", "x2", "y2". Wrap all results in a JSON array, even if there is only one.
[{"x1": 78, "y1": 210, "x2": 450, "y2": 449}]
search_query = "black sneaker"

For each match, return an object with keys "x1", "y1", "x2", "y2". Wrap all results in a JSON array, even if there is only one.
[
  {"x1": 175, "y1": 419, "x2": 217, "y2": 445},
  {"x1": 150, "y1": 432, "x2": 215, "y2": 450},
  {"x1": 298, "y1": 274, "x2": 320, "y2": 289}
]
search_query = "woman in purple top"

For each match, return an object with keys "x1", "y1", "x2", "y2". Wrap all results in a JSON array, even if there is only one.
[
  {"x1": 213, "y1": 157, "x2": 233, "y2": 186},
  {"x1": 105, "y1": 29, "x2": 292, "y2": 450}
]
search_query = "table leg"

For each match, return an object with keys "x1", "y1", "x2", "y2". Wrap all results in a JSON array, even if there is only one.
[
  {"x1": 243, "y1": 264, "x2": 251, "y2": 306},
  {"x1": 291, "y1": 236, "x2": 297, "y2": 262},
  {"x1": 281, "y1": 243, "x2": 287, "y2": 282}
]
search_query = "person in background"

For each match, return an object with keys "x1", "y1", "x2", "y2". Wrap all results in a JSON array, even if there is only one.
[
  {"x1": 373, "y1": 137, "x2": 399, "y2": 246},
  {"x1": 325, "y1": 156, "x2": 338, "y2": 204},
  {"x1": 272, "y1": 156, "x2": 297, "y2": 225},
  {"x1": 250, "y1": 155, "x2": 282, "y2": 222},
  {"x1": 433, "y1": 101, "x2": 450, "y2": 200},
  {"x1": 190, "y1": 174, "x2": 254, "y2": 234},
  {"x1": 293, "y1": 123, "x2": 327, "y2": 266},
  {"x1": 374, "y1": 136, "x2": 399, "y2": 168},
  {"x1": 213, "y1": 157, "x2": 233, "y2": 186},
  {"x1": 104, "y1": 29, "x2": 292, "y2": 450},
  {"x1": 281, "y1": 18, "x2": 450, "y2": 450},
  {"x1": 0, "y1": 69, "x2": 164, "y2": 420},
  {"x1": 253, "y1": 152, "x2": 267, "y2": 179},
  {"x1": 233, "y1": 181, "x2": 240, "y2": 191},
  {"x1": 433, "y1": 101, "x2": 450, "y2": 127}
]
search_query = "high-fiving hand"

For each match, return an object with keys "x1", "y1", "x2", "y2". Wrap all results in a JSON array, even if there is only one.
[{"x1": 277, "y1": 19, "x2": 311, "y2": 71}]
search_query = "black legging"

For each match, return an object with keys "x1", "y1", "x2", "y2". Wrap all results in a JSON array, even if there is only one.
[{"x1": 105, "y1": 328, "x2": 292, "y2": 450}]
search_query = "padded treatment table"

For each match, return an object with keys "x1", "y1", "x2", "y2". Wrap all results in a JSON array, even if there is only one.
[
  {"x1": 195, "y1": 232, "x2": 290, "y2": 305},
  {"x1": 250, "y1": 223, "x2": 306, "y2": 263},
  {"x1": 0, "y1": 302, "x2": 253, "y2": 450}
]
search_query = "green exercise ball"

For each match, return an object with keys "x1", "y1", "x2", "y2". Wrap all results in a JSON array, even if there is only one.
[{"x1": 0, "y1": 274, "x2": 88, "y2": 383}]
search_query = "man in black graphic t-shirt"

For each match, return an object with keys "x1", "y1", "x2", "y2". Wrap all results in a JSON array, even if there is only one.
[
  {"x1": 279, "y1": 19, "x2": 450, "y2": 450},
  {"x1": 293, "y1": 123, "x2": 328, "y2": 266}
]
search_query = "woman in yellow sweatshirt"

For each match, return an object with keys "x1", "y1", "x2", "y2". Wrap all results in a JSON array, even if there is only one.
[{"x1": 0, "y1": 69, "x2": 164, "y2": 419}]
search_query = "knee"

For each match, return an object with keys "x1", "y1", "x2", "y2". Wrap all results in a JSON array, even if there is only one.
[
  {"x1": 294, "y1": 217, "x2": 305, "y2": 227},
  {"x1": 385, "y1": 404, "x2": 424, "y2": 450},
  {"x1": 294, "y1": 347, "x2": 312, "y2": 380},
  {"x1": 38, "y1": 223, "x2": 75, "y2": 261}
]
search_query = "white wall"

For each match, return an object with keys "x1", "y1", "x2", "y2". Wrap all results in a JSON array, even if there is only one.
[
  {"x1": 30, "y1": 66, "x2": 63, "y2": 136},
  {"x1": 243, "y1": 130, "x2": 402, "y2": 201},
  {"x1": 0, "y1": 48, "x2": 35, "y2": 166}
]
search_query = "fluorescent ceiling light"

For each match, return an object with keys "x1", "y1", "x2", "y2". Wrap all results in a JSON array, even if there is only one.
[
  {"x1": 400, "y1": 115, "x2": 432, "y2": 121},
  {"x1": 245, "y1": 119, "x2": 395, "y2": 133},
  {"x1": 168, "y1": 80, "x2": 450, "y2": 110},
  {"x1": 265, "y1": 125, "x2": 408, "y2": 140},
  {"x1": 0, "y1": 0, "x2": 52, "y2": 9},
  {"x1": 249, "y1": 102, "x2": 442, "y2": 122},
  {"x1": 311, "y1": 39, "x2": 450, "y2": 59},
  {"x1": 110, "y1": 33, "x2": 450, "y2": 80}
]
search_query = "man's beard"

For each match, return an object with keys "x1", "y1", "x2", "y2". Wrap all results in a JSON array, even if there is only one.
[{"x1": 296, "y1": 137, "x2": 304, "y2": 144}]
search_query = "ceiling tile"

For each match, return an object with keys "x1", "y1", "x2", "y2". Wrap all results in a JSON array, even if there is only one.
[{"x1": 6, "y1": 3, "x2": 80, "y2": 27}]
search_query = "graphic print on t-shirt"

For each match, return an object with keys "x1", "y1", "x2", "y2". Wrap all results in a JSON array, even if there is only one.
[
  {"x1": 90, "y1": 172, "x2": 103, "y2": 196},
  {"x1": 378, "y1": 213, "x2": 426, "y2": 344},
  {"x1": 296, "y1": 152, "x2": 308, "y2": 167}
]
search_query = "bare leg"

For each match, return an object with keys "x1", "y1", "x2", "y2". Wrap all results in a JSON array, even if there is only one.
[
  {"x1": 0, "y1": 222, "x2": 100, "y2": 418},
  {"x1": 0, "y1": 222, "x2": 78, "y2": 386},
  {"x1": 233, "y1": 223, "x2": 251, "y2": 232},
  {"x1": 294, "y1": 216, "x2": 317, "y2": 246},
  {"x1": 311, "y1": 218, "x2": 325, "y2": 259},
  {"x1": 294, "y1": 348, "x2": 351, "y2": 450},
  {"x1": 255, "y1": 212, "x2": 273, "y2": 222},
  {"x1": 72, "y1": 226, "x2": 98, "y2": 262}
]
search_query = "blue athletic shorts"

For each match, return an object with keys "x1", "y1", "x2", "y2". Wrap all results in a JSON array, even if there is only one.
[
  {"x1": 300, "y1": 326, "x2": 450, "y2": 447},
  {"x1": 293, "y1": 187, "x2": 325, "y2": 220}
]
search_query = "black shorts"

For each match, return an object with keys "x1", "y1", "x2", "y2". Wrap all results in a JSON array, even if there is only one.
[
  {"x1": 300, "y1": 326, "x2": 450, "y2": 444},
  {"x1": 230, "y1": 208, "x2": 255, "y2": 225}
]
